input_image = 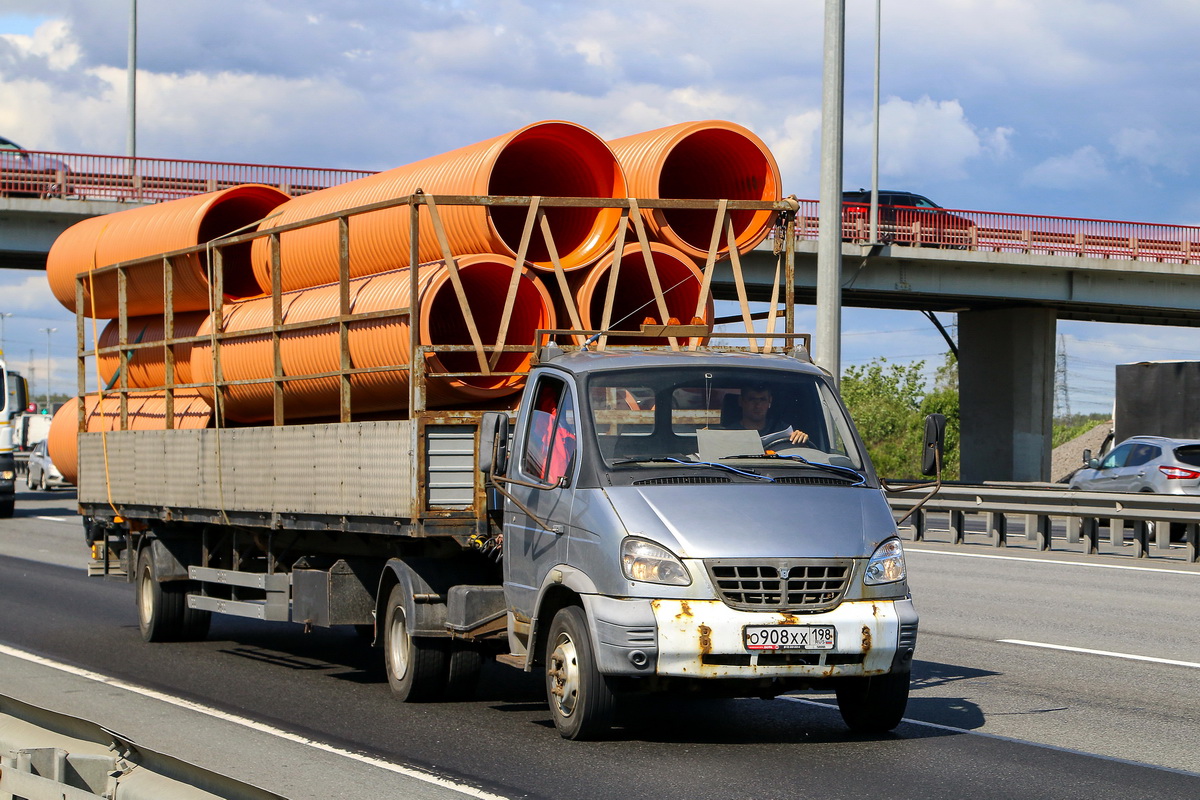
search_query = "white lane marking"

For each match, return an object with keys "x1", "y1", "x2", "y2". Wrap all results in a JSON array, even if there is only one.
[
  {"x1": 999, "y1": 639, "x2": 1200, "y2": 669},
  {"x1": 906, "y1": 546, "x2": 1200, "y2": 577},
  {"x1": 0, "y1": 643, "x2": 508, "y2": 800},
  {"x1": 36, "y1": 516, "x2": 68, "y2": 522},
  {"x1": 779, "y1": 696, "x2": 1200, "y2": 778}
]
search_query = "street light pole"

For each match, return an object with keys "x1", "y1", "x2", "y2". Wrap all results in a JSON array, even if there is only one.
[
  {"x1": 816, "y1": 0, "x2": 846, "y2": 386},
  {"x1": 127, "y1": 0, "x2": 137, "y2": 161},
  {"x1": 40, "y1": 328, "x2": 56, "y2": 412},
  {"x1": 870, "y1": 0, "x2": 881, "y2": 244},
  {"x1": 0, "y1": 312, "x2": 12, "y2": 354}
]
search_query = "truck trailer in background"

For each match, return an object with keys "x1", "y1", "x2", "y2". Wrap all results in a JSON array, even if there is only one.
[{"x1": 1115, "y1": 361, "x2": 1200, "y2": 443}]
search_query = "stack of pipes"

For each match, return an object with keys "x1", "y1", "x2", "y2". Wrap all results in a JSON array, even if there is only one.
[{"x1": 44, "y1": 120, "x2": 780, "y2": 478}]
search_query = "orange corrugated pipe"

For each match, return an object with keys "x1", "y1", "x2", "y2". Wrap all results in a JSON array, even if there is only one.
[
  {"x1": 606, "y1": 120, "x2": 781, "y2": 260},
  {"x1": 47, "y1": 391, "x2": 212, "y2": 484},
  {"x1": 569, "y1": 243, "x2": 713, "y2": 345},
  {"x1": 191, "y1": 255, "x2": 555, "y2": 423},
  {"x1": 96, "y1": 312, "x2": 208, "y2": 390},
  {"x1": 249, "y1": 121, "x2": 628, "y2": 292},
  {"x1": 46, "y1": 185, "x2": 290, "y2": 318}
]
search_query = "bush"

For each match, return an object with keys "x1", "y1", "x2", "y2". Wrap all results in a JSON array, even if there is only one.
[{"x1": 840, "y1": 355, "x2": 960, "y2": 480}]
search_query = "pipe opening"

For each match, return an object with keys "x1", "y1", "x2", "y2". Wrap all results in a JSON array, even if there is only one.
[
  {"x1": 576, "y1": 244, "x2": 711, "y2": 346},
  {"x1": 656, "y1": 129, "x2": 779, "y2": 253},
  {"x1": 200, "y1": 188, "x2": 293, "y2": 300},
  {"x1": 425, "y1": 261, "x2": 553, "y2": 388},
  {"x1": 488, "y1": 123, "x2": 626, "y2": 270}
]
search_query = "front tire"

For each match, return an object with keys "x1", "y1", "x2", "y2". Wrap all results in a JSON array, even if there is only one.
[
  {"x1": 544, "y1": 605, "x2": 616, "y2": 740},
  {"x1": 136, "y1": 549, "x2": 210, "y2": 642},
  {"x1": 835, "y1": 672, "x2": 910, "y2": 735},
  {"x1": 383, "y1": 584, "x2": 448, "y2": 702}
]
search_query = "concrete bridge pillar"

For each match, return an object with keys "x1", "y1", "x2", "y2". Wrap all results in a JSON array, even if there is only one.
[{"x1": 958, "y1": 307, "x2": 1056, "y2": 482}]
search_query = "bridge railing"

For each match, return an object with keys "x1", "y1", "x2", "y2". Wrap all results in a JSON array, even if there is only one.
[
  {"x1": 7, "y1": 149, "x2": 1200, "y2": 265},
  {"x1": 0, "y1": 149, "x2": 374, "y2": 202},
  {"x1": 792, "y1": 201, "x2": 1200, "y2": 265},
  {"x1": 888, "y1": 483, "x2": 1200, "y2": 563}
]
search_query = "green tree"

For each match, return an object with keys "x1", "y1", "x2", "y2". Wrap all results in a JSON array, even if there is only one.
[{"x1": 840, "y1": 354, "x2": 960, "y2": 480}]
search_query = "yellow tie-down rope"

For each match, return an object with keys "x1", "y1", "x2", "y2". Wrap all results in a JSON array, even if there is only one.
[{"x1": 84, "y1": 222, "x2": 123, "y2": 522}]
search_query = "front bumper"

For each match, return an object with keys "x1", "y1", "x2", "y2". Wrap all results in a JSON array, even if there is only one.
[{"x1": 585, "y1": 594, "x2": 917, "y2": 679}]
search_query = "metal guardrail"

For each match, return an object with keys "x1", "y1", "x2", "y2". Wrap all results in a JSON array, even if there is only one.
[
  {"x1": 0, "y1": 692, "x2": 283, "y2": 800},
  {"x1": 886, "y1": 483, "x2": 1200, "y2": 563},
  {"x1": 1, "y1": 150, "x2": 374, "y2": 202}
]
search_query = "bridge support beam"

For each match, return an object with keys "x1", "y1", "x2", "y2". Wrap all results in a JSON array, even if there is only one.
[{"x1": 959, "y1": 307, "x2": 1056, "y2": 482}]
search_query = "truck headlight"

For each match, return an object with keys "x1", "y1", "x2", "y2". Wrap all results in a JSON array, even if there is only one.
[
  {"x1": 621, "y1": 538, "x2": 691, "y2": 586},
  {"x1": 864, "y1": 538, "x2": 906, "y2": 585},
  {"x1": 1, "y1": 470, "x2": 13, "y2": 481}
]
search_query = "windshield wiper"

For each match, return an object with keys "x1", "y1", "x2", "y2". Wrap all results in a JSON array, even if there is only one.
[
  {"x1": 726, "y1": 453, "x2": 866, "y2": 486},
  {"x1": 611, "y1": 456, "x2": 773, "y2": 482}
]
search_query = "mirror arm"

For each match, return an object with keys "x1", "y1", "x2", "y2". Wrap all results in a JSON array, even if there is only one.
[
  {"x1": 486, "y1": 468, "x2": 563, "y2": 533},
  {"x1": 880, "y1": 448, "x2": 943, "y2": 527}
]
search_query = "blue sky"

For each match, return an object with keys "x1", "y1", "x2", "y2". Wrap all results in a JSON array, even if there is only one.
[{"x1": 2, "y1": 0, "x2": 1199, "y2": 414}]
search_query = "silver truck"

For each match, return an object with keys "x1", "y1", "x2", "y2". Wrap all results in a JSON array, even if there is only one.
[{"x1": 76, "y1": 194, "x2": 940, "y2": 739}]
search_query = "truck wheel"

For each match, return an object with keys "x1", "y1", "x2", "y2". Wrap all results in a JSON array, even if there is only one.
[
  {"x1": 0, "y1": 497, "x2": 12, "y2": 518},
  {"x1": 544, "y1": 605, "x2": 615, "y2": 740},
  {"x1": 445, "y1": 645, "x2": 483, "y2": 700},
  {"x1": 835, "y1": 672, "x2": 910, "y2": 735},
  {"x1": 136, "y1": 550, "x2": 211, "y2": 643},
  {"x1": 384, "y1": 584, "x2": 448, "y2": 702}
]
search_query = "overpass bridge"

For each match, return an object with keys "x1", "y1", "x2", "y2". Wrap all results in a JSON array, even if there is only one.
[{"x1": 5, "y1": 149, "x2": 1200, "y2": 483}]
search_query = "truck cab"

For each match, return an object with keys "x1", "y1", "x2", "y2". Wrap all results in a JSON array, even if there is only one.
[{"x1": 485, "y1": 345, "x2": 918, "y2": 738}]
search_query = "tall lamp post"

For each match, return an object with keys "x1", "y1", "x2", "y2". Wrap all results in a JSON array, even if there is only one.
[
  {"x1": 40, "y1": 328, "x2": 57, "y2": 412},
  {"x1": 0, "y1": 312, "x2": 12, "y2": 354},
  {"x1": 816, "y1": 0, "x2": 846, "y2": 386}
]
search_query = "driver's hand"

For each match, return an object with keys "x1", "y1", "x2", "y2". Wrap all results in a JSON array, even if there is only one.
[{"x1": 789, "y1": 429, "x2": 809, "y2": 444}]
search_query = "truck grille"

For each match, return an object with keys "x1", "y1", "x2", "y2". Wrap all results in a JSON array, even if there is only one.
[{"x1": 705, "y1": 559, "x2": 853, "y2": 612}]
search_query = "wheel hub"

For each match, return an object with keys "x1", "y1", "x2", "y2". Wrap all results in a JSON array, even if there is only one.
[
  {"x1": 388, "y1": 609, "x2": 410, "y2": 681},
  {"x1": 548, "y1": 632, "x2": 580, "y2": 718}
]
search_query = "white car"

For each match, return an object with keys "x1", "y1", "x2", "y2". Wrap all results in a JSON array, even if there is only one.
[{"x1": 26, "y1": 440, "x2": 69, "y2": 490}]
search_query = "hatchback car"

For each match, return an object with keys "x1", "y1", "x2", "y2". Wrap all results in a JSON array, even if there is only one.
[
  {"x1": 841, "y1": 190, "x2": 974, "y2": 247},
  {"x1": 1069, "y1": 435, "x2": 1200, "y2": 495},
  {"x1": 1, "y1": 135, "x2": 69, "y2": 197},
  {"x1": 25, "y1": 439, "x2": 68, "y2": 491}
]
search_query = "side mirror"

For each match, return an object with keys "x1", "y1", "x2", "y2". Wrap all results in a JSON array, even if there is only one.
[
  {"x1": 920, "y1": 413, "x2": 946, "y2": 477},
  {"x1": 478, "y1": 412, "x2": 509, "y2": 476},
  {"x1": 1082, "y1": 448, "x2": 1092, "y2": 464}
]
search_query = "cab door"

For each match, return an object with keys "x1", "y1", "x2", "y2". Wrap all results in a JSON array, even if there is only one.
[{"x1": 503, "y1": 374, "x2": 578, "y2": 618}]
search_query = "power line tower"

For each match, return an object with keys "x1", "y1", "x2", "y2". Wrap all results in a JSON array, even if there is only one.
[{"x1": 1054, "y1": 334, "x2": 1071, "y2": 421}]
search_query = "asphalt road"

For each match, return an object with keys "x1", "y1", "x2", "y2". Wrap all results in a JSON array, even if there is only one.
[{"x1": 2, "y1": 484, "x2": 1199, "y2": 799}]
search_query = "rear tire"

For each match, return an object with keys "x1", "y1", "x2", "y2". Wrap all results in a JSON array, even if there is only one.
[
  {"x1": 445, "y1": 645, "x2": 484, "y2": 700},
  {"x1": 544, "y1": 605, "x2": 616, "y2": 740},
  {"x1": 835, "y1": 672, "x2": 910, "y2": 734},
  {"x1": 383, "y1": 584, "x2": 448, "y2": 702},
  {"x1": 136, "y1": 549, "x2": 210, "y2": 642}
]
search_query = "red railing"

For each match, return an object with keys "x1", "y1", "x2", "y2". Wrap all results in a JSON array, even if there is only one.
[
  {"x1": 5, "y1": 149, "x2": 1200, "y2": 265},
  {"x1": 0, "y1": 149, "x2": 375, "y2": 202},
  {"x1": 792, "y1": 200, "x2": 1200, "y2": 265}
]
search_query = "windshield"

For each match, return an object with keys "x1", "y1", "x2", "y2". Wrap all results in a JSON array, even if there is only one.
[{"x1": 587, "y1": 366, "x2": 866, "y2": 472}]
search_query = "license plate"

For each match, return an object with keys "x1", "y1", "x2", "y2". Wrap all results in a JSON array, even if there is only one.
[{"x1": 743, "y1": 625, "x2": 836, "y2": 651}]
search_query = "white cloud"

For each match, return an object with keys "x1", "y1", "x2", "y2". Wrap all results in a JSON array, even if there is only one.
[{"x1": 1023, "y1": 146, "x2": 1109, "y2": 189}]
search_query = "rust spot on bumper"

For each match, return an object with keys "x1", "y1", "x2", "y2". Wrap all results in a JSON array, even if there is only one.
[
  {"x1": 861, "y1": 625, "x2": 873, "y2": 654},
  {"x1": 698, "y1": 624, "x2": 713, "y2": 655},
  {"x1": 678, "y1": 600, "x2": 692, "y2": 619}
]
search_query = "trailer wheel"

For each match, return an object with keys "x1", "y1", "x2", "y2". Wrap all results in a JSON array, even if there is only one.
[
  {"x1": 384, "y1": 584, "x2": 448, "y2": 702},
  {"x1": 445, "y1": 645, "x2": 483, "y2": 700},
  {"x1": 136, "y1": 549, "x2": 211, "y2": 643},
  {"x1": 544, "y1": 605, "x2": 615, "y2": 740},
  {"x1": 834, "y1": 672, "x2": 910, "y2": 735}
]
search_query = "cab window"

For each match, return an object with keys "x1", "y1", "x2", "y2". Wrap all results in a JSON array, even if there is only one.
[{"x1": 521, "y1": 376, "x2": 577, "y2": 485}]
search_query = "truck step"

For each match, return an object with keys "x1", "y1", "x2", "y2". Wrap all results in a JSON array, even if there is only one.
[{"x1": 495, "y1": 653, "x2": 526, "y2": 669}]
